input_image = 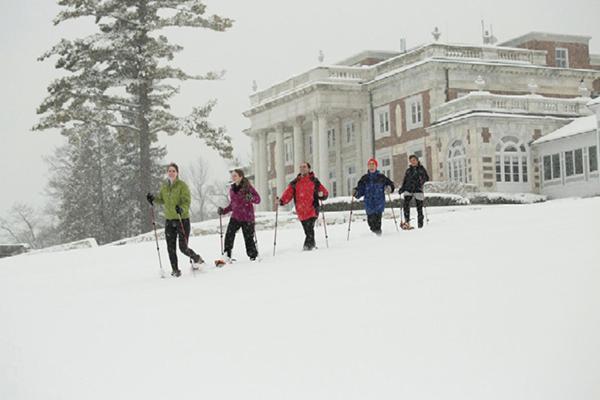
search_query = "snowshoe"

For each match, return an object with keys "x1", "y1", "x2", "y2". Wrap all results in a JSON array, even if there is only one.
[
  {"x1": 214, "y1": 257, "x2": 235, "y2": 267},
  {"x1": 192, "y1": 256, "x2": 205, "y2": 271},
  {"x1": 171, "y1": 269, "x2": 182, "y2": 277},
  {"x1": 400, "y1": 222, "x2": 414, "y2": 230}
]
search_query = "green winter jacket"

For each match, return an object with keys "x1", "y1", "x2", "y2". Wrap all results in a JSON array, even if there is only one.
[{"x1": 154, "y1": 178, "x2": 191, "y2": 220}]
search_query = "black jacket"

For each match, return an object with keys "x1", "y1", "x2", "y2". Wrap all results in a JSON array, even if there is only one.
[{"x1": 399, "y1": 164, "x2": 429, "y2": 194}]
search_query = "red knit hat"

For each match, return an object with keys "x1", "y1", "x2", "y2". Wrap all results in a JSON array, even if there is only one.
[{"x1": 367, "y1": 158, "x2": 378, "y2": 168}]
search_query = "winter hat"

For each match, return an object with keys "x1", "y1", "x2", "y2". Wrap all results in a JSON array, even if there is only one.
[{"x1": 367, "y1": 158, "x2": 378, "y2": 168}]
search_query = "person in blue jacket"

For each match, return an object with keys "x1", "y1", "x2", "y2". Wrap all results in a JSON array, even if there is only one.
[{"x1": 353, "y1": 158, "x2": 395, "y2": 235}]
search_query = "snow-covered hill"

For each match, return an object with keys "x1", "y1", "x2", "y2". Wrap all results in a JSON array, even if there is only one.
[{"x1": 1, "y1": 198, "x2": 599, "y2": 400}]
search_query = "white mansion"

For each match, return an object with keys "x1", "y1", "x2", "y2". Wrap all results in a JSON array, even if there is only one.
[{"x1": 244, "y1": 32, "x2": 600, "y2": 210}]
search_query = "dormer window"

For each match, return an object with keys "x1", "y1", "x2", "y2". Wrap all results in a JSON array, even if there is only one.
[{"x1": 555, "y1": 48, "x2": 569, "y2": 68}]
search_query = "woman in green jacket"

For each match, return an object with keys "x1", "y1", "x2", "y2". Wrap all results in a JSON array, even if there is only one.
[{"x1": 146, "y1": 163, "x2": 204, "y2": 277}]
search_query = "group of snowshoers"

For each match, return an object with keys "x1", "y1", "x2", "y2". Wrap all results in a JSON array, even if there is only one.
[{"x1": 146, "y1": 155, "x2": 429, "y2": 277}]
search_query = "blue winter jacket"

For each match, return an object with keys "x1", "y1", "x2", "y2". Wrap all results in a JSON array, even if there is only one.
[{"x1": 354, "y1": 170, "x2": 395, "y2": 215}]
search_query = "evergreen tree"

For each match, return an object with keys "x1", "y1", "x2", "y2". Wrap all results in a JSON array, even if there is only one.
[
  {"x1": 35, "y1": 0, "x2": 234, "y2": 232},
  {"x1": 46, "y1": 123, "x2": 166, "y2": 244}
]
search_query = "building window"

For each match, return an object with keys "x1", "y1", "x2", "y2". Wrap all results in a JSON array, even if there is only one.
[
  {"x1": 346, "y1": 165, "x2": 357, "y2": 196},
  {"x1": 555, "y1": 48, "x2": 569, "y2": 68},
  {"x1": 327, "y1": 128, "x2": 336, "y2": 148},
  {"x1": 344, "y1": 120, "x2": 355, "y2": 144},
  {"x1": 495, "y1": 136, "x2": 528, "y2": 184},
  {"x1": 375, "y1": 106, "x2": 390, "y2": 138},
  {"x1": 565, "y1": 148, "x2": 584, "y2": 176},
  {"x1": 565, "y1": 150, "x2": 574, "y2": 176},
  {"x1": 284, "y1": 139, "x2": 293, "y2": 166},
  {"x1": 543, "y1": 155, "x2": 551, "y2": 181},
  {"x1": 328, "y1": 171, "x2": 337, "y2": 197},
  {"x1": 543, "y1": 153, "x2": 562, "y2": 181},
  {"x1": 590, "y1": 146, "x2": 598, "y2": 172},
  {"x1": 405, "y1": 95, "x2": 423, "y2": 130},
  {"x1": 447, "y1": 140, "x2": 468, "y2": 183},
  {"x1": 376, "y1": 150, "x2": 393, "y2": 179}
]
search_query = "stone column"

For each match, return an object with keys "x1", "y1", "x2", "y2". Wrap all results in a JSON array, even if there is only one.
[
  {"x1": 317, "y1": 111, "x2": 329, "y2": 181},
  {"x1": 293, "y1": 117, "x2": 304, "y2": 170},
  {"x1": 274, "y1": 124, "x2": 286, "y2": 198},
  {"x1": 251, "y1": 132, "x2": 260, "y2": 190},
  {"x1": 354, "y1": 110, "x2": 364, "y2": 172},
  {"x1": 311, "y1": 116, "x2": 319, "y2": 174},
  {"x1": 335, "y1": 116, "x2": 343, "y2": 197},
  {"x1": 257, "y1": 130, "x2": 268, "y2": 211},
  {"x1": 358, "y1": 110, "x2": 374, "y2": 164}
]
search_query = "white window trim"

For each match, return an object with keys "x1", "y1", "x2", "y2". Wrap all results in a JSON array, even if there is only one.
[
  {"x1": 405, "y1": 94, "x2": 424, "y2": 131},
  {"x1": 542, "y1": 153, "x2": 562, "y2": 182},
  {"x1": 344, "y1": 120, "x2": 355, "y2": 145},
  {"x1": 327, "y1": 128, "x2": 336, "y2": 151},
  {"x1": 495, "y1": 138, "x2": 529, "y2": 184},
  {"x1": 345, "y1": 163, "x2": 357, "y2": 196},
  {"x1": 589, "y1": 145, "x2": 599, "y2": 173},
  {"x1": 564, "y1": 148, "x2": 585, "y2": 178},
  {"x1": 447, "y1": 141, "x2": 468, "y2": 183},
  {"x1": 284, "y1": 138, "x2": 293, "y2": 166},
  {"x1": 375, "y1": 106, "x2": 390, "y2": 138},
  {"x1": 375, "y1": 149, "x2": 393, "y2": 179},
  {"x1": 555, "y1": 47, "x2": 569, "y2": 68}
]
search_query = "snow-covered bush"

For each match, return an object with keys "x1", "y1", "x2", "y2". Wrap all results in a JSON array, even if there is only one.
[
  {"x1": 424, "y1": 181, "x2": 478, "y2": 196},
  {"x1": 468, "y1": 192, "x2": 546, "y2": 204}
]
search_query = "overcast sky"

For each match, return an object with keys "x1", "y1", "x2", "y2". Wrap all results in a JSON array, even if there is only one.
[{"x1": 1, "y1": 0, "x2": 599, "y2": 213}]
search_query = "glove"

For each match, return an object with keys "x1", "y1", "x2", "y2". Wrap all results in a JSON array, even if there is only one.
[
  {"x1": 146, "y1": 193, "x2": 154, "y2": 205},
  {"x1": 245, "y1": 193, "x2": 253, "y2": 202},
  {"x1": 317, "y1": 191, "x2": 327, "y2": 200},
  {"x1": 175, "y1": 205, "x2": 183, "y2": 215},
  {"x1": 352, "y1": 188, "x2": 357, "y2": 197},
  {"x1": 277, "y1": 196, "x2": 284, "y2": 206},
  {"x1": 217, "y1": 207, "x2": 224, "y2": 215},
  {"x1": 385, "y1": 186, "x2": 392, "y2": 194}
]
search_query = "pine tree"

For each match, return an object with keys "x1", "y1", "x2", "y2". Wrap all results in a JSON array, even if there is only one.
[
  {"x1": 35, "y1": 0, "x2": 234, "y2": 232},
  {"x1": 46, "y1": 123, "x2": 166, "y2": 244}
]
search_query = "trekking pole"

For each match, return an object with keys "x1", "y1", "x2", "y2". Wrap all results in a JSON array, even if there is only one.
[
  {"x1": 399, "y1": 192, "x2": 405, "y2": 229},
  {"x1": 219, "y1": 214, "x2": 224, "y2": 256},
  {"x1": 387, "y1": 192, "x2": 399, "y2": 232},
  {"x1": 273, "y1": 199, "x2": 279, "y2": 256},
  {"x1": 149, "y1": 204, "x2": 165, "y2": 279},
  {"x1": 424, "y1": 193, "x2": 430, "y2": 224},
  {"x1": 254, "y1": 227, "x2": 260, "y2": 255},
  {"x1": 347, "y1": 195, "x2": 355, "y2": 241},
  {"x1": 177, "y1": 213, "x2": 195, "y2": 276},
  {"x1": 320, "y1": 200, "x2": 329, "y2": 248}
]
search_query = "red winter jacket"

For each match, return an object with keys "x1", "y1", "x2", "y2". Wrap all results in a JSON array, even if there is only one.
[{"x1": 280, "y1": 172, "x2": 329, "y2": 221}]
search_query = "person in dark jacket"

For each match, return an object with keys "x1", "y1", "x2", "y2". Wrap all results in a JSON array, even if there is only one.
[
  {"x1": 278, "y1": 162, "x2": 329, "y2": 251},
  {"x1": 398, "y1": 155, "x2": 430, "y2": 228},
  {"x1": 353, "y1": 158, "x2": 395, "y2": 235},
  {"x1": 218, "y1": 169, "x2": 261, "y2": 262},
  {"x1": 146, "y1": 163, "x2": 204, "y2": 277}
]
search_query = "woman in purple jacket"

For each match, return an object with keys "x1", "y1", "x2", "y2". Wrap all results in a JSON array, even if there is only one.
[{"x1": 217, "y1": 169, "x2": 261, "y2": 261}]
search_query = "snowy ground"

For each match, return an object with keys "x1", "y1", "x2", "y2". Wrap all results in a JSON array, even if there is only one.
[{"x1": 1, "y1": 197, "x2": 599, "y2": 400}]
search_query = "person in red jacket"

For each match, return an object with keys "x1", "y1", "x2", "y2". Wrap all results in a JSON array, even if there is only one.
[{"x1": 278, "y1": 162, "x2": 329, "y2": 251}]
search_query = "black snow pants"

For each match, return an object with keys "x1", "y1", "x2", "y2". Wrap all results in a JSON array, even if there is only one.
[
  {"x1": 165, "y1": 218, "x2": 200, "y2": 271},
  {"x1": 403, "y1": 195, "x2": 424, "y2": 226},
  {"x1": 224, "y1": 218, "x2": 258, "y2": 259},
  {"x1": 367, "y1": 213, "x2": 383, "y2": 234},
  {"x1": 300, "y1": 217, "x2": 317, "y2": 250}
]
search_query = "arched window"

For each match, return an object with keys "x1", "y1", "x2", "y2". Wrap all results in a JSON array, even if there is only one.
[
  {"x1": 495, "y1": 136, "x2": 528, "y2": 184},
  {"x1": 447, "y1": 140, "x2": 468, "y2": 183}
]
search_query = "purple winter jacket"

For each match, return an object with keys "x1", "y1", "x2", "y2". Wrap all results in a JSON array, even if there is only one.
[{"x1": 222, "y1": 183, "x2": 261, "y2": 222}]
